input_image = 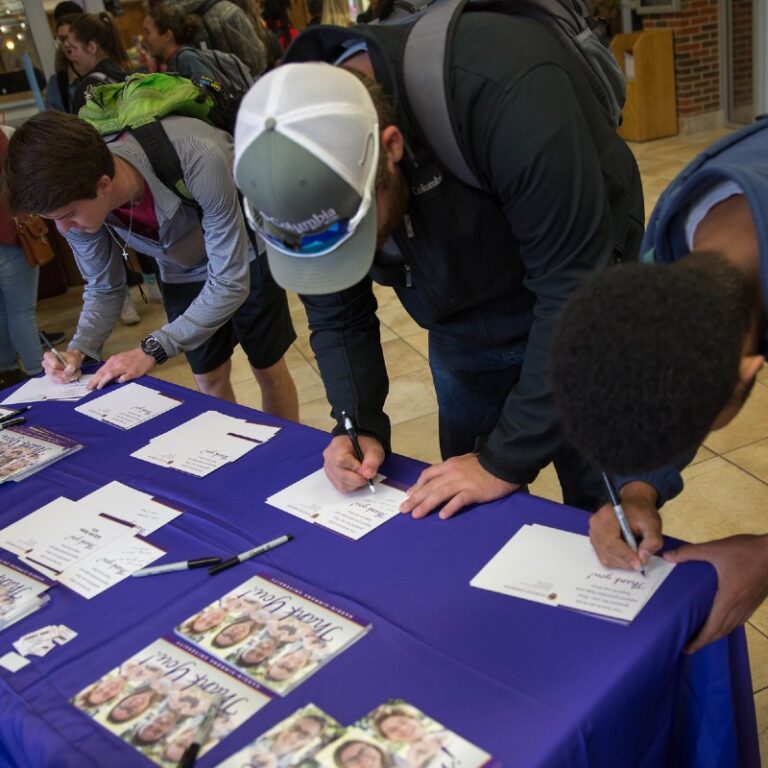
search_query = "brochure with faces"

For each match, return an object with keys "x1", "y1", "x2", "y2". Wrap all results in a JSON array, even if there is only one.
[
  {"x1": 470, "y1": 524, "x2": 675, "y2": 622},
  {"x1": 0, "y1": 424, "x2": 82, "y2": 484},
  {"x1": 219, "y1": 700, "x2": 497, "y2": 768},
  {"x1": 174, "y1": 572, "x2": 371, "y2": 696},
  {"x1": 0, "y1": 558, "x2": 51, "y2": 620},
  {"x1": 70, "y1": 637, "x2": 271, "y2": 767}
]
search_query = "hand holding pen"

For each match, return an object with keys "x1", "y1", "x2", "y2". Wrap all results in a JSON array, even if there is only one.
[
  {"x1": 340, "y1": 411, "x2": 376, "y2": 494},
  {"x1": 40, "y1": 333, "x2": 82, "y2": 383},
  {"x1": 601, "y1": 473, "x2": 659, "y2": 576}
]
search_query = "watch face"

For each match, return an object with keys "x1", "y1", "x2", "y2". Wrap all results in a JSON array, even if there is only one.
[{"x1": 142, "y1": 336, "x2": 166, "y2": 363}]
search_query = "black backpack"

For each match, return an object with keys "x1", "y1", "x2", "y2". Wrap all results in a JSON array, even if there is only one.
[
  {"x1": 375, "y1": 0, "x2": 626, "y2": 189},
  {"x1": 172, "y1": 46, "x2": 254, "y2": 134}
]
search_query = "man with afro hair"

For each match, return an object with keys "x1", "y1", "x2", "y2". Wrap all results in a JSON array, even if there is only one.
[{"x1": 551, "y1": 121, "x2": 768, "y2": 652}]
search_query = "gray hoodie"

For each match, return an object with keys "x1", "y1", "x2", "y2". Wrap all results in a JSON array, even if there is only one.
[{"x1": 65, "y1": 117, "x2": 255, "y2": 362}]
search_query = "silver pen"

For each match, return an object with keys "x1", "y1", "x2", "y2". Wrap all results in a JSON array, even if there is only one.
[{"x1": 602, "y1": 472, "x2": 646, "y2": 577}]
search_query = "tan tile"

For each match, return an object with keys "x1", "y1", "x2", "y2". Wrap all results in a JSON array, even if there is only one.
[
  {"x1": 756, "y1": 689, "x2": 768, "y2": 767},
  {"x1": 662, "y1": 458, "x2": 768, "y2": 543},
  {"x1": 748, "y1": 597, "x2": 768, "y2": 639},
  {"x1": 384, "y1": 369, "x2": 439, "y2": 426},
  {"x1": 298, "y1": 396, "x2": 335, "y2": 433},
  {"x1": 377, "y1": 303, "x2": 424, "y2": 337},
  {"x1": 703, "y1": 383, "x2": 768, "y2": 454},
  {"x1": 746, "y1": 624, "x2": 768, "y2": 693},
  {"x1": 391, "y1": 413, "x2": 441, "y2": 465},
  {"x1": 529, "y1": 463, "x2": 563, "y2": 504},
  {"x1": 401, "y1": 329, "x2": 429, "y2": 359},
  {"x1": 691, "y1": 445, "x2": 716, "y2": 464},
  {"x1": 382, "y1": 338, "x2": 429, "y2": 378},
  {"x1": 725, "y1": 439, "x2": 768, "y2": 484}
]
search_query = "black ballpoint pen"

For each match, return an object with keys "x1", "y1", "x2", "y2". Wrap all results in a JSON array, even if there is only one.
[{"x1": 341, "y1": 411, "x2": 376, "y2": 494}]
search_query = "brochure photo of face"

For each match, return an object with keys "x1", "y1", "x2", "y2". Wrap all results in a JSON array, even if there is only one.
[
  {"x1": 70, "y1": 638, "x2": 270, "y2": 766},
  {"x1": 355, "y1": 700, "x2": 496, "y2": 768},
  {"x1": 217, "y1": 703, "x2": 343, "y2": 768},
  {"x1": 174, "y1": 573, "x2": 371, "y2": 696}
]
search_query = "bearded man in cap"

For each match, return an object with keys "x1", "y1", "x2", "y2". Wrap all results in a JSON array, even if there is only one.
[{"x1": 234, "y1": 17, "x2": 644, "y2": 520}]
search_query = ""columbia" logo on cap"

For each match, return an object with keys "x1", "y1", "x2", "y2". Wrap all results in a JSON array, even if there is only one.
[{"x1": 263, "y1": 209, "x2": 340, "y2": 235}]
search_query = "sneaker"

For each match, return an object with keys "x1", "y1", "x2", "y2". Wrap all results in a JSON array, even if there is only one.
[
  {"x1": 141, "y1": 273, "x2": 163, "y2": 303},
  {"x1": 120, "y1": 296, "x2": 141, "y2": 326}
]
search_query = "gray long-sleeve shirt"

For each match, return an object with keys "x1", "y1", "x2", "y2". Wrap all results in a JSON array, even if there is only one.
[{"x1": 65, "y1": 116, "x2": 255, "y2": 362}]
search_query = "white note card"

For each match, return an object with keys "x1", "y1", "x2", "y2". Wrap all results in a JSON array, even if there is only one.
[
  {"x1": 266, "y1": 468, "x2": 406, "y2": 539},
  {"x1": 471, "y1": 524, "x2": 675, "y2": 623},
  {"x1": 80, "y1": 481, "x2": 181, "y2": 536},
  {"x1": 1, "y1": 375, "x2": 95, "y2": 405},
  {"x1": 75, "y1": 382, "x2": 182, "y2": 429},
  {"x1": 57, "y1": 536, "x2": 164, "y2": 599}
]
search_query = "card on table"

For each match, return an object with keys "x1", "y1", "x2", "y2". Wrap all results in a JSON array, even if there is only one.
[{"x1": 471, "y1": 524, "x2": 675, "y2": 622}]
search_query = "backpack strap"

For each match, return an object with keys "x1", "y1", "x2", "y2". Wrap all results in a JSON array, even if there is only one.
[
  {"x1": 130, "y1": 120, "x2": 201, "y2": 212},
  {"x1": 401, "y1": 0, "x2": 481, "y2": 188}
]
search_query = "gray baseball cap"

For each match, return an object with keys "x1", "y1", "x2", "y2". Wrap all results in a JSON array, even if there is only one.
[{"x1": 234, "y1": 63, "x2": 380, "y2": 295}]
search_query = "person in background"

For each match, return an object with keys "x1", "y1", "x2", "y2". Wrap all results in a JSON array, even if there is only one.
[
  {"x1": 168, "y1": 0, "x2": 267, "y2": 78},
  {"x1": 306, "y1": 0, "x2": 322, "y2": 25},
  {"x1": 45, "y1": 4, "x2": 83, "y2": 113},
  {"x1": 66, "y1": 12, "x2": 145, "y2": 326},
  {"x1": 66, "y1": 12, "x2": 131, "y2": 114},
  {"x1": 142, "y1": 5, "x2": 219, "y2": 80},
  {"x1": 262, "y1": 0, "x2": 297, "y2": 52},
  {"x1": 0, "y1": 126, "x2": 43, "y2": 390},
  {"x1": 320, "y1": 0, "x2": 352, "y2": 27},
  {"x1": 252, "y1": 0, "x2": 283, "y2": 68}
]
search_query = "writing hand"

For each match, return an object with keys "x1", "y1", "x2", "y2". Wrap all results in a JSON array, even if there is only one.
[
  {"x1": 664, "y1": 534, "x2": 768, "y2": 653},
  {"x1": 590, "y1": 481, "x2": 662, "y2": 572},
  {"x1": 323, "y1": 433, "x2": 384, "y2": 493},
  {"x1": 87, "y1": 347, "x2": 156, "y2": 390},
  {"x1": 400, "y1": 453, "x2": 518, "y2": 520},
  {"x1": 42, "y1": 349, "x2": 84, "y2": 384}
]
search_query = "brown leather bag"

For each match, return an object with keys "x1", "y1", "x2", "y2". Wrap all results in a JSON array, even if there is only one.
[{"x1": 15, "y1": 214, "x2": 55, "y2": 268}]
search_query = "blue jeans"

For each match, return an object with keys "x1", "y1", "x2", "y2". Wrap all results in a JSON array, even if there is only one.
[
  {"x1": 0, "y1": 244, "x2": 43, "y2": 375},
  {"x1": 427, "y1": 331, "x2": 604, "y2": 511}
]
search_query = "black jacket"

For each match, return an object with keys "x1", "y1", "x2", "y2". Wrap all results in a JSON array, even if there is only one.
[{"x1": 286, "y1": 15, "x2": 644, "y2": 485}]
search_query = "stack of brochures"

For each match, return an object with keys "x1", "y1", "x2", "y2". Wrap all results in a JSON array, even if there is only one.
[
  {"x1": 0, "y1": 423, "x2": 82, "y2": 484},
  {"x1": 70, "y1": 572, "x2": 373, "y2": 766},
  {"x1": 220, "y1": 700, "x2": 497, "y2": 768},
  {"x1": 0, "y1": 559, "x2": 52, "y2": 631}
]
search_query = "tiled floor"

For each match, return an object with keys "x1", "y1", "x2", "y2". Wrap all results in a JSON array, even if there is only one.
[{"x1": 30, "y1": 126, "x2": 768, "y2": 756}]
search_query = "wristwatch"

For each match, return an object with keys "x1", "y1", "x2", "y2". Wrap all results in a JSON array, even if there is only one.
[{"x1": 140, "y1": 334, "x2": 168, "y2": 365}]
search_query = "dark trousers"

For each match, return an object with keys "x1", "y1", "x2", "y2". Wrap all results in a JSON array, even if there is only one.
[{"x1": 427, "y1": 331, "x2": 604, "y2": 512}]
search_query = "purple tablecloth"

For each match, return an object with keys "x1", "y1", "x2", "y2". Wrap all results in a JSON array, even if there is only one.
[{"x1": 0, "y1": 377, "x2": 760, "y2": 768}]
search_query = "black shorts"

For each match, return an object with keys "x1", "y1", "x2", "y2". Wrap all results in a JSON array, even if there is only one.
[{"x1": 161, "y1": 256, "x2": 296, "y2": 375}]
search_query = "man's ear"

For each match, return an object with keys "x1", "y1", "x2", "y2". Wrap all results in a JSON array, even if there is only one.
[
  {"x1": 711, "y1": 354, "x2": 765, "y2": 430},
  {"x1": 739, "y1": 354, "x2": 765, "y2": 389},
  {"x1": 380, "y1": 125, "x2": 404, "y2": 171}
]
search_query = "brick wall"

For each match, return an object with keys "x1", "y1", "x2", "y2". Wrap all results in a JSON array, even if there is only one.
[
  {"x1": 732, "y1": 0, "x2": 753, "y2": 109},
  {"x1": 641, "y1": 0, "x2": 720, "y2": 118}
]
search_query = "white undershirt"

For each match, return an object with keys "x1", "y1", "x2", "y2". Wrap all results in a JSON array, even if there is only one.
[{"x1": 683, "y1": 179, "x2": 744, "y2": 250}]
